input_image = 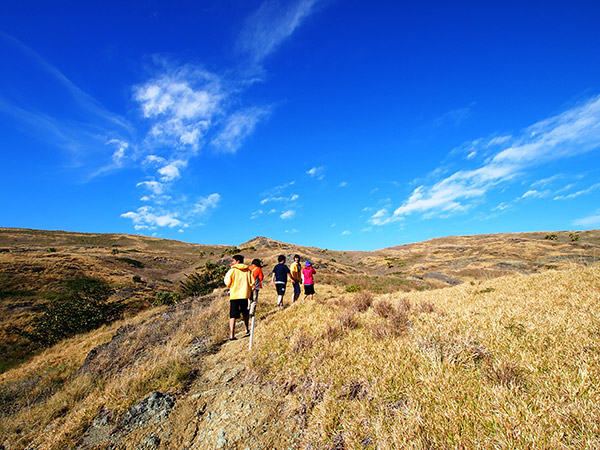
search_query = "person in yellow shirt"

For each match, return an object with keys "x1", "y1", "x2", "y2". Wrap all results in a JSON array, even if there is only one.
[
  {"x1": 224, "y1": 254, "x2": 255, "y2": 340},
  {"x1": 290, "y1": 254, "x2": 302, "y2": 302}
]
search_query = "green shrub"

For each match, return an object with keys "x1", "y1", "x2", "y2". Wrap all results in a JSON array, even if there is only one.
[
  {"x1": 15, "y1": 278, "x2": 122, "y2": 347},
  {"x1": 569, "y1": 232, "x2": 580, "y2": 242},
  {"x1": 545, "y1": 234, "x2": 558, "y2": 241},
  {"x1": 153, "y1": 291, "x2": 180, "y2": 306},
  {"x1": 180, "y1": 261, "x2": 229, "y2": 297},
  {"x1": 115, "y1": 257, "x2": 144, "y2": 268},
  {"x1": 345, "y1": 285, "x2": 362, "y2": 293}
]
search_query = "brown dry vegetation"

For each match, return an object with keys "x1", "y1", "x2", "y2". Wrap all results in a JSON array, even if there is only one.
[
  {"x1": 1, "y1": 228, "x2": 600, "y2": 449},
  {"x1": 249, "y1": 264, "x2": 600, "y2": 449}
]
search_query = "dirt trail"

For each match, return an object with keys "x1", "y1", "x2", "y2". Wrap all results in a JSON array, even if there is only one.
[
  {"x1": 105, "y1": 329, "x2": 302, "y2": 450},
  {"x1": 165, "y1": 335, "x2": 301, "y2": 450}
]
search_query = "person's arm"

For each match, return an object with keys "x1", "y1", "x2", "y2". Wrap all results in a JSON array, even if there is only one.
[{"x1": 271, "y1": 271, "x2": 275, "y2": 284}]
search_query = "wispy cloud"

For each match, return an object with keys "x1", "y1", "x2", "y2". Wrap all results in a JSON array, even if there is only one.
[
  {"x1": 573, "y1": 212, "x2": 600, "y2": 227},
  {"x1": 134, "y1": 66, "x2": 223, "y2": 153},
  {"x1": 237, "y1": 0, "x2": 320, "y2": 66},
  {"x1": 280, "y1": 209, "x2": 296, "y2": 220},
  {"x1": 260, "y1": 194, "x2": 299, "y2": 204},
  {"x1": 370, "y1": 96, "x2": 600, "y2": 225},
  {"x1": 121, "y1": 206, "x2": 183, "y2": 230},
  {"x1": 430, "y1": 104, "x2": 473, "y2": 129},
  {"x1": 191, "y1": 193, "x2": 221, "y2": 215},
  {"x1": 306, "y1": 166, "x2": 325, "y2": 180},
  {"x1": 211, "y1": 107, "x2": 270, "y2": 152},
  {"x1": 554, "y1": 183, "x2": 600, "y2": 200}
]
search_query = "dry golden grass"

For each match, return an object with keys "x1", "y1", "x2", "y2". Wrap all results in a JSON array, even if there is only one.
[
  {"x1": 0, "y1": 292, "x2": 232, "y2": 449},
  {"x1": 248, "y1": 264, "x2": 600, "y2": 449}
]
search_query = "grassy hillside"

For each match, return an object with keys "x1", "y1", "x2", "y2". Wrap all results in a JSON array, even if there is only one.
[
  {"x1": 249, "y1": 264, "x2": 600, "y2": 449},
  {"x1": 1, "y1": 227, "x2": 599, "y2": 373},
  {"x1": 1, "y1": 262, "x2": 598, "y2": 448},
  {"x1": 1, "y1": 227, "x2": 599, "y2": 448}
]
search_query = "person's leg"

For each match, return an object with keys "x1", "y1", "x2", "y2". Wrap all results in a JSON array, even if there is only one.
[
  {"x1": 276, "y1": 284, "x2": 285, "y2": 307},
  {"x1": 293, "y1": 282, "x2": 300, "y2": 302},
  {"x1": 243, "y1": 313, "x2": 250, "y2": 334},
  {"x1": 229, "y1": 317, "x2": 236, "y2": 339}
]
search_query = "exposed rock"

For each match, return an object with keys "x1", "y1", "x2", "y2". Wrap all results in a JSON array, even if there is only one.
[
  {"x1": 118, "y1": 392, "x2": 176, "y2": 432},
  {"x1": 423, "y1": 272, "x2": 462, "y2": 285}
]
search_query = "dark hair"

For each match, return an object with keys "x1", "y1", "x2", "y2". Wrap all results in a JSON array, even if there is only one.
[
  {"x1": 278, "y1": 254, "x2": 286, "y2": 263},
  {"x1": 251, "y1": 258, "x2": 262, "y2": 267},
  {"x1": 233, "y1": 254, "x2": 244, "y2": 263},
  {"x1": 294, "y1": 254, "x2": 300, "y2": 260}
]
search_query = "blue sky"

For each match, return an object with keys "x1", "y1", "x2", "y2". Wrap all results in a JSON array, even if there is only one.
[{"x1": 1, "y1": 0, "x2": 600, "y2": 251}]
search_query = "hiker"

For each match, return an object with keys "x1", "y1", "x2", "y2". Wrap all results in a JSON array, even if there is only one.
[
  {"x1": 248, "y1": 258, "x2": 264, "y2": 316},
  {"x1": 302, "y1": 260, "x2": 316, "y2": 301},
  {"x1": 224, "y1": 254, "x2": 254, "y2": 340},
  {"x1": 290, "y1": 254, "x2": 302, "y2": 302},
  {"x1": 271, "y1": 254, "x2": 290, "y2": 307}
]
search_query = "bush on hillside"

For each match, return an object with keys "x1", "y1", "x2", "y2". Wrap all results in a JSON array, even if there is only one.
[
  {"x1": 153, "y1": 291, "x2": 180, "y2": 306},
  {"x1": 15, "y1": 278, "x2": 122, "y2": 347},
  {"x1": 180, "y1": 261, "x2": 229, "y2": 298},
  {"x1": 346, "y1": 284, "x2": 362, "y2": 293},
  {"x1": 115, "y1": 257, "x2": 144, "y2": 268}
]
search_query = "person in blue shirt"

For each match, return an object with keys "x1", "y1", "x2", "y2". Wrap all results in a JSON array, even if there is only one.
[{"x1": 271, "y1": 254, "x2": 290, "y2": 308}]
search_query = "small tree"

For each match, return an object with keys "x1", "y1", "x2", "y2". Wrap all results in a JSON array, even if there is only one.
[
  {"x1": 180, "y1": 261, "x2": 229, "y2": 298},
  {"x1": 16, "y1": 278, "x2": 122, "y2": 347}
]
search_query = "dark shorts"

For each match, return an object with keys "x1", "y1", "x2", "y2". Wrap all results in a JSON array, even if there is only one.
[
  {"x1": 230, "y1": 299, "x2": 249, "y2": 319},
  {"x1": 304, "y1": 284, "x2": 315, "y2": 295},
  {"x1": 275, "y1": 283, "x2": 286, "y2": 296}
]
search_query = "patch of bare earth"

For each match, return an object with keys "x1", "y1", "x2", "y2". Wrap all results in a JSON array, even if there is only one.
[{"x1": 78, "y1": 335, "x2": 302, "y2": 450}]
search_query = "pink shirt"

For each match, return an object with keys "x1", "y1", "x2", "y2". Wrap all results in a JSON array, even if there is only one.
[{"x1": 302, "y1": 267, "x2": 316, "y2": 285}]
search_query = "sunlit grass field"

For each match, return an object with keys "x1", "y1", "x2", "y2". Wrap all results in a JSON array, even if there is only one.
[
  {"x1": 248, "y1": 265, "x2": 600, "y2": 449},
  {"x1": 1, "y1": 264, "x2": 598, "y2": 449}
]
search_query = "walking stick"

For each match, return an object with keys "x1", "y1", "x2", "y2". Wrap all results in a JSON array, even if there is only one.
[{"x1": 249, "y1": 300, "x2": 257, "y2": 350}]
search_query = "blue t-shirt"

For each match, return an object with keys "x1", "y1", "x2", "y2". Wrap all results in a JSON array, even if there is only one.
[{"x1": 272, "y1": 263, "x2": 290, "y2": 283}]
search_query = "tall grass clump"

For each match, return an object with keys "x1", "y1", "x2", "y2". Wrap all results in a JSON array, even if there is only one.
[
  {"x1": 0, "y1": 291, "x2": 231, "y2": 449},
  {"x1": 249, "y1": 266, "x2": 600, "y2": 449}
]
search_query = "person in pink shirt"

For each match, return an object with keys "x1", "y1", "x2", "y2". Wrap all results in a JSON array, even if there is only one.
[{"x1": 302, "y1": 261, "x2": 316, "y2": 301}]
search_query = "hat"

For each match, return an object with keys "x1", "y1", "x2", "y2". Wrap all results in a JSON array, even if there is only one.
[{"x1": 305, "y1": 261, "x2": 311, "y2": 266}]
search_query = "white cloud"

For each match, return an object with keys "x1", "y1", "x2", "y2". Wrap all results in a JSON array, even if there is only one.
[
  {"x1": 134, "y1": 67, "x2": 223, "y2": 151},
  {"x1": 341, "y1": 230, "x2": 351, "y2": 236},
  {"x1": 520, "y1": 189, "x2": 550, "y2": 199},
  {"x1": 250, "y1": 209, "x2": 264, "y2": 219},
  {"x1": 280, "y1": 209, "x2": 296, "y2": 220},
  {"x1": 261, "y1": 180, "x2": 296, "y2": 197},
  {"x1": 106, "y1": 139, "x2": 129, "y2": 166},
  {"x1": 158, "y1": 159, "x2": 188, "y2": 182},
  {"x1": 371, "y1": 96, "x2": 600, "y2": 225},
  {"x1": 137, "y1": 180, "x2": 166, "y2": 195},
  {"x1": 191, "y1": 193, "x2": 221, "y2": 215},
  {"x1": 339, "y1": 181, "x2": 348, "y2": 187},
  {"x1": 554, "y1": 183, "x2": 600, "y2": 200},
  {"x1": 211, "y1": 107, "x2": 270, "y2": 153},
  {"x1": 237, "y1": 0, "x2": 320, "y2": 65},
  {"x1": 531, "y1": 174, "x2": 564, "y2": 188},
  {"x1": 260, "y1": 193, "x2": 299, "y2": 204},
  {"x1": 573, "y1": 214, "x2": 600, "y2": 227},
  {"x1": 306, "y1": 166, "x2": 325, "y2": 180},
  {"x1": 121, "y1": 206, "x2": 183, "y2": 229}
]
